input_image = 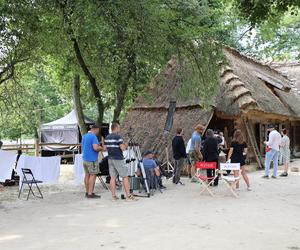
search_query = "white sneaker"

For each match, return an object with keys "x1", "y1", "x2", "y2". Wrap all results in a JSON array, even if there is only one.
[{"x1": 247, "y1": 187, "x2": 252, "y2": 191}]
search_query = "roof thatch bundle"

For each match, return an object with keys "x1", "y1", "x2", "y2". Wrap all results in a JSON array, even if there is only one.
[{"x1": 122, "y1": 47, "x2": 300, "y2": 161}]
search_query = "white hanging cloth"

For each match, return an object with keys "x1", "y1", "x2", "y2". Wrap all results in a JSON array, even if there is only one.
[{"x1": 0, "y1": 150, "x2": 17, "y2": 182}]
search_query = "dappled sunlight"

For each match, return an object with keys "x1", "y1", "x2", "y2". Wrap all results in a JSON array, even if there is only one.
[
  {"x1": 0, "y1": 234, "x2": 23, "y2": 242},
  {"x1": 101, "y1": 219, "x2": 123, "y2": 229}
]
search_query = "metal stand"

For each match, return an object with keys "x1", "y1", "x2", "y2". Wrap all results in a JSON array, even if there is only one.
[
  {"x1": 161, "y1": 144, "x2": 174, "y2": 174},
  {"x1": 125, "y1": 140, "x2": 151, "y2": 198}
]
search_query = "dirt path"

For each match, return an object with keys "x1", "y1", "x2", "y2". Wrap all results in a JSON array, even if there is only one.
[{"x1": 0, "y1": 162, "x2": 300, "y2": 250}]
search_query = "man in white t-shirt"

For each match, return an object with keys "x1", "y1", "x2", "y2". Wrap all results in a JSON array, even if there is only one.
[{"x1": 263, "y1": 124, "x2": 282, "y2": 178}]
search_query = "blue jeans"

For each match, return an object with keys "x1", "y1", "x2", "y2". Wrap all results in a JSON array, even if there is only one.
[{"x1": 265, "y1": 149, "x2": 279, "y2": 177}]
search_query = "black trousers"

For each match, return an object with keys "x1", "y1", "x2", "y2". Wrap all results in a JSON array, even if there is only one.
[{"x1": 206, "y1": 159, "x2": 219, "y2": 186}]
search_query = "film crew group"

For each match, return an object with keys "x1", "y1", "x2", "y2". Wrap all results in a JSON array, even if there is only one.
[
  {"x1": 180, "y1": 123, "x2": 251, "y2": 190},
  {"x1": 82, "y1": 123, "x2": 136, "y2": 200},
  {"x1": 82, "y1": 122, "x2": 164, "y2": 200}
]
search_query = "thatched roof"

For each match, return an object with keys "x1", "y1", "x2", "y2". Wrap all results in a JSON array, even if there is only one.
[
  {"x1": 218, "y1": 48, "x2": 293, "y2": 118},
  {"x1": 121, "y1": 47, "x2": 299, "y2": 159},
  {"x1": 270, "y1": 62, "x2": 300, "y2": 117}
]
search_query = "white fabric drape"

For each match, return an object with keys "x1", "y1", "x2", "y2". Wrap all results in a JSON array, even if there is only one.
[
  {"x1": 0, "y1": 150, "x2": 17, "y2": 182},
  {"x1": 74, "y1": 154, "x2": 84, "y2": 185},
  {"x1": 16, "y1": 155, "x2": 61, "y2": 186}
]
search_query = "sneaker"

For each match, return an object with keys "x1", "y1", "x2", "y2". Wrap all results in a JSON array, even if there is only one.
[
  {"x1": 87, "y1": 193, "x2": 101, "y2": 199},
  {"x1": 126, "y1": 194, "x2": 137, "y2": 201},
  {"x1": 271, "y1": 175, "x2": 277, "y2": 179},
  {"x1": 159, "y1": 185, "x2": 167, "y2": 189},
  {"x1": 177, "y1": 181, "x2": 185, "y2": 186},
  {"x1": 262, "y1": 175, "x2": 269, "y2": 179},
  {"x1": 247, "y1": 187, "x2": 252, "y2": 191},
  {"x1": 280, "y1": 172, "x2": 288, "y2": 177},
  {"x1": 85, "y1": 192, "x2": 95, "y2": 197},
  {"x1": 112, "y1": 195, "x2": 120, "y2": 201}
]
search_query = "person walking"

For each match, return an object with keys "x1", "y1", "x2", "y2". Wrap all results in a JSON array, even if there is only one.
[
  {"x1": 172, "y1": 128, "x2": 187, "y2": 185},
  {"x1": 82, "y1": 125, "x2": 103, "y2": 199},
  {"x1": 227, "y1": 129, "x2": 251, "y2": 190},
  {"x1": 189, "y1": 124, "x2": 204, "y2": 182},
  {"x1": 105, "y1": 122, "x2": 135, "y2": 201},
  {"x1": 202, "y1": 129, "x2": 219, "y2": 186},
  {"x1": 280, "y1": 128, "x2": 290, "y2": 177},
  {"x1": 263, "y1": 124, "x2": 282, "y2": 179}
]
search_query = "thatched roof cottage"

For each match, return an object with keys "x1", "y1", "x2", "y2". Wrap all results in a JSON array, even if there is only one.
[{"x1": 122, "y1": 48, "x2": 300, "y2": 168}]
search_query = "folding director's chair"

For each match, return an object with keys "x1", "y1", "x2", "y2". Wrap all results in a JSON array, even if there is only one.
[
  {"x1": 220, "y1": 163, "x2": 240, "y2": 198},
  {"x1": 18, "y1": 168, "x2": 43, "y2": 200},
  {"x1": 195, "y1": 161, "x2": 218, "y2": 197}
]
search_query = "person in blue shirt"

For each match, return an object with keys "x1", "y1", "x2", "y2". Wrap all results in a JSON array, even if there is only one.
[
  {"x1": 82, "y1": 124, "x2": 103, "y2": 199},
  {"x1": 189, "y1": 124, "x2": 204, "y2": 182},
  {"x1": 142, "y1": 151, "x2": 164, "y2": 191}
]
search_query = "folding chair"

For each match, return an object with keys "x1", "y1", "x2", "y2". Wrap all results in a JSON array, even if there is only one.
[
  {"x1": 18, "y1": 168, "x2": 43, "y2": 200},
  {"x1": 97, "y1": 156, "x2": 109, "y2": 190},
  {"x1": 220, "y1": 163, "x2": 240, "y2": 198},
  {"x1": 195, "y1": 162, "x2": 218, "y2": 197}
]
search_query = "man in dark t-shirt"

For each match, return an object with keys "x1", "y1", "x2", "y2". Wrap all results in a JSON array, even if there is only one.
[
  {"x1": 105, "y1": 123, "x2": 135, "y2": 201},
  {"x1": 172, "y1": 128, "x2": 187, "y2": 185}
]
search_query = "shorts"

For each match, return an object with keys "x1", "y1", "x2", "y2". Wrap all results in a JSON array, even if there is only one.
[
  {"x1": 108, "y1": 159, "x2": 129, "y2": 178},
  {"x1": 189, "y1": 150, "x2": 200, "y2": 164},
  {"x1": 83, "y1": 161, "x2": 99, "y2": 175}
]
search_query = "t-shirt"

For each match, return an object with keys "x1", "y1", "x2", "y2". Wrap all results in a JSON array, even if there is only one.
[
  {"x1": 172, "y1": 135, "x2": 187, "y2": 160},
  {"x1": 186, "y1": 139, "x2": 191, "y2": 154},
  {"x1": 105, "y1": 133, "x2": 124, "y2": 160},
  {"x1": 142, "y1": 158, "x2": 157, "y2": 169},
  {"x1": 82, "y1": 132, "x2": 100, "y2": 162},
  {"x1": 190, "y1": 131, "x2": 202, "y2": 151},
  {"x1": 230, "y1": 141, "x2": 247, "y2": 165},
  {"x1": 281, "y1": 135, "x2": 290, "y2": 150},
  {"x1": 267, "y1": 130, "x2": 281, "y2": 151}
]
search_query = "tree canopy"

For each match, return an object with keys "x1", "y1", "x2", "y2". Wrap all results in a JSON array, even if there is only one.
[{"x1": 0, "y1": 0, "x2": 299, "y2": 140}]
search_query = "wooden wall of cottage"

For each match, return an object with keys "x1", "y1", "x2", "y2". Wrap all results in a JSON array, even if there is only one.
[{"x1": 210, "y1": 111, "x2": 300, "y2": 167}]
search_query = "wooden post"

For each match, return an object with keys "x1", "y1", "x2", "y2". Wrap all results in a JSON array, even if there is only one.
[{"x1": 34, "y1": 139, "x2": 39, "y2": 156}]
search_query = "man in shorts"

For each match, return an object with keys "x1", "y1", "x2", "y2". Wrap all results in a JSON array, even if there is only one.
[
  {"x1": 105, "y1": 123, "x2": 135, "y2": 201},
  {"x1": 189, "y1": 124, "x2": 204, "y2": 182},
  {"x1": 82, "y1": 125, "x2": 103, "y2": 199}
]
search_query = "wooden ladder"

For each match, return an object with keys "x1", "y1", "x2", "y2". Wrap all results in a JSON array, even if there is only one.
[{"x1": 242, "y1": 117, "x2": 264, "y2": 169}]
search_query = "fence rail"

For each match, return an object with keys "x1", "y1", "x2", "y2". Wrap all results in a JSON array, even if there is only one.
[{"x1": 1, "y1": 143, "x2": 81, "y2": 156}]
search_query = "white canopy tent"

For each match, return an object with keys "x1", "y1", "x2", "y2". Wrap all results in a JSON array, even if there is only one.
[{"x1": 40, "y1": 110, "x2": 95, "y2": 151}]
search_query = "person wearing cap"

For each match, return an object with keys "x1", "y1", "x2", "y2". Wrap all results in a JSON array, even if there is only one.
[
  {"x1": 263, "y1": 124, "x2": 282, "y2": 179},
  {"x1": 142, "y1": 151, "x2": 164, "y2": 191},
  {"x1": 82, "y1": 124, "x2": 103, "y2": 198}
]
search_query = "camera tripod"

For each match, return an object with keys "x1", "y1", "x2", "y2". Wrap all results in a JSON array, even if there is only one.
[{"x1": 125, "y1": 139, "x2": 151, "y2": 198}]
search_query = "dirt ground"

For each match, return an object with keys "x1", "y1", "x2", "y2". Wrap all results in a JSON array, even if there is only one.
[{"x1": 0, "y1": 162, "x2": 300, "y2": 250}]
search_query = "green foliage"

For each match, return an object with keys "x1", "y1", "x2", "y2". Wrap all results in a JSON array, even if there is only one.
[{"x1": 234, "y1": 0, "x2": 300, "y2": 25}]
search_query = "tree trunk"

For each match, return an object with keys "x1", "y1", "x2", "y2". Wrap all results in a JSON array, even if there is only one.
[
  {"x1": 113, "y1": 79, "x2": 128, "y2": 122},
  {"x1": 73, "y1": 74, "x2": 87, "y2": 135},
  {"x1": 72, "y1": 38, "x2": 104, "y2": 125},
  {"x1": 59, "y1": 4, "x2": 104, "y2": 125},
  {"x1": 112, "y1": 49, "x2": 136, "y2": 122}
]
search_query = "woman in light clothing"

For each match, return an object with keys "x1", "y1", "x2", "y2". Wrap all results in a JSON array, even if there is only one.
[{"x1": 280, "y1": 129, "x2": 290, "y2": 177}]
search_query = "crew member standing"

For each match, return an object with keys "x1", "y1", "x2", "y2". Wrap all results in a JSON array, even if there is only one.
[
  {"x1": 172, "y1": 128, "x2": 187, "y2": 185},
  {"x1": 105, "y1": 122, "x2": 135, "y2": 201},
  {"x1": 263, "y1": 124, "x2": 282, "y2": 179},
  {"x1": 189, "y1": 124, "x2": 204, "y2": 182},
  {"x1": 82, "y1": 125, "x2": 102, "y2": 199}
]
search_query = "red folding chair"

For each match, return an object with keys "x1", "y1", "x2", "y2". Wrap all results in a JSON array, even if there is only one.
[{"x1": 195, "y1": 161, "x2": 218, "y2": 197}]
